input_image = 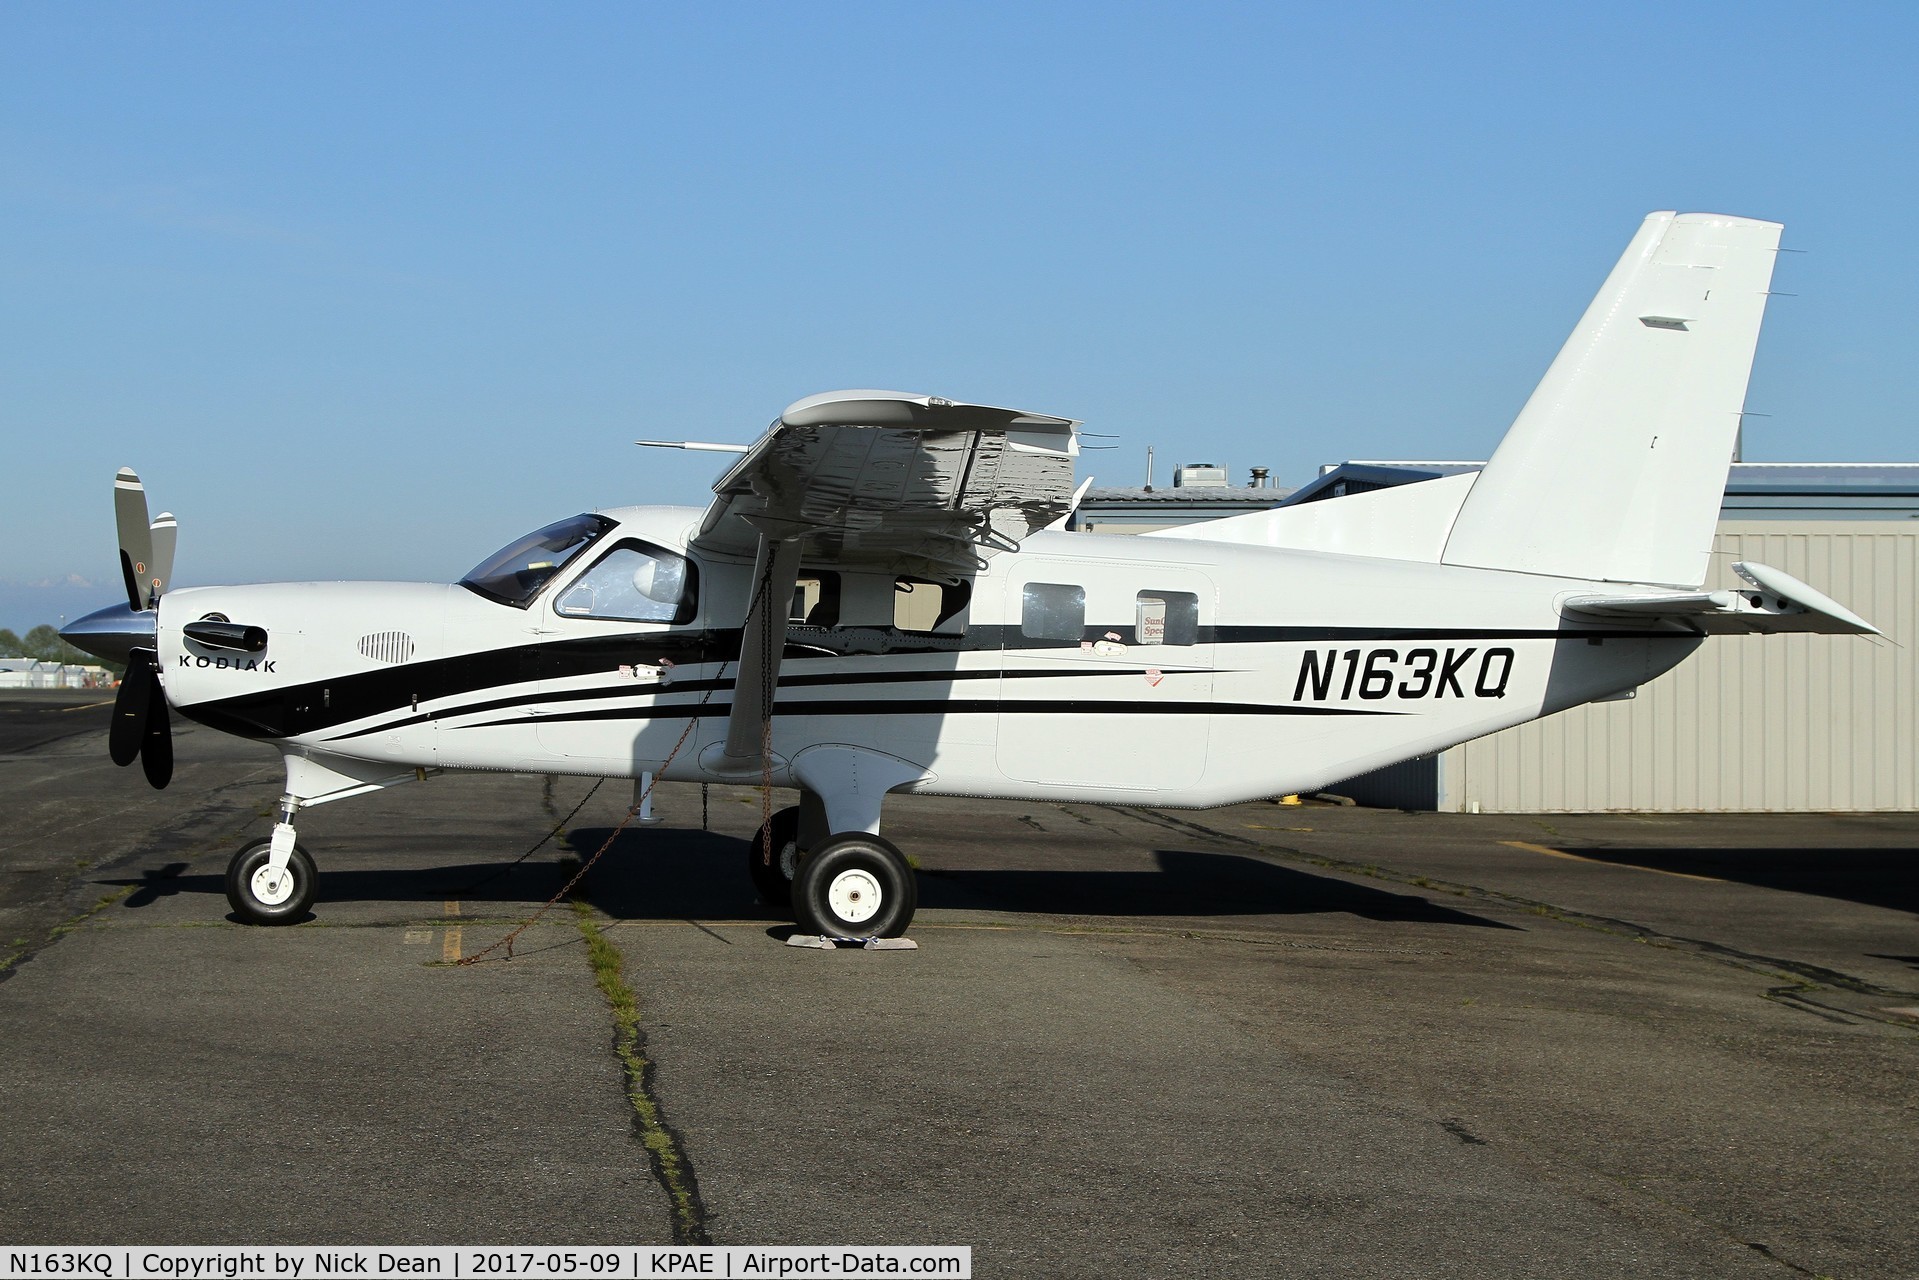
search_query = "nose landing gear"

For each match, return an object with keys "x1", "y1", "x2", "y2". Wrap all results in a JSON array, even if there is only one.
[{"x1": 225, "y1": 823, "x2": 316, "y2": 924}]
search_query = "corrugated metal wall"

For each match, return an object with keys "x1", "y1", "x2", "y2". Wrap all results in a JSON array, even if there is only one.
[{"x1": 1442, "y1": 521, "x2": 1918, "y2": 812}]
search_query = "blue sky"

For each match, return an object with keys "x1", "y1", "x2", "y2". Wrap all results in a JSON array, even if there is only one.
[{"x1": 4, "y1": 2, "x2": 1917, "y2": 632}]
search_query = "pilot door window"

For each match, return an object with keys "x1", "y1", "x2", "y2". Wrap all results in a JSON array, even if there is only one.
[
  {"x1": 553, "y1": 543, "x2": 698, "y2": 624},
  {"x1": 1136, "y1": 591, "x2": 1198, "y2": 645},
  {"x1": 1021, "y1": 582, "x2": 1085, "y2": 641}
]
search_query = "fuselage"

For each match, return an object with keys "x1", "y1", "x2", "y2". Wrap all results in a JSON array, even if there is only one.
[{"x1": 159, "y1": 506, "x2": 1702, "y2": 808}]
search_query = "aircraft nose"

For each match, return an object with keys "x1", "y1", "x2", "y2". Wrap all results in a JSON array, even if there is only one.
[{"x1": 60, "y1": 602, "x2": 158, "y2": 665}]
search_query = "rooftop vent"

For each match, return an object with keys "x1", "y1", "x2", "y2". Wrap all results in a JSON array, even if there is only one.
[{"x1": 1172, "y1": 463, "x2": 1229, "y2": 489}]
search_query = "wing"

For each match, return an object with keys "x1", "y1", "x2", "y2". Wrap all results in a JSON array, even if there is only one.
[
  {"x1": 693, "y1": 390, "x2": 1079, "y2": 773},
  {"x1": 1562, "y1": 562, "x2": 1879, "y2": 635},
  {"x1": 692, "y1": 390, "x2": 1080, "y2": 579}
]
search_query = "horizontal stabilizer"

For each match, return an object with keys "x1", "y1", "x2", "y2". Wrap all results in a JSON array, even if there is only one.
[{"x1": 1562, "y1": 562, "x2": 1879, "y2": 635}]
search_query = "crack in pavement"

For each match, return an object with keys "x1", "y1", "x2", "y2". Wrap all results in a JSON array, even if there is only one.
[
  {"x1": 571, "y1": 900, "x2": 712, "y2": 1244},
  {"x1": 541, "y1": 795, "x2": 712, "y2": 1245}
]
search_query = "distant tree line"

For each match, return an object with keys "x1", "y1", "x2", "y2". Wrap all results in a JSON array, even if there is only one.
[{"x1": 0, "y1": 625, "x2": 122, "y2": 672}]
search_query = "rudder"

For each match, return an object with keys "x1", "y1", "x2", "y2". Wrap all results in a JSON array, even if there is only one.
[{"x1": 1441, "y1": 212, "x2": 1782, "y2": 588}]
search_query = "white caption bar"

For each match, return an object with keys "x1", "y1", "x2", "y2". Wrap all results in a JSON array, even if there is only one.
[{"x1": 1, "y1": 1249, "x2": 970, "y2": 1280}]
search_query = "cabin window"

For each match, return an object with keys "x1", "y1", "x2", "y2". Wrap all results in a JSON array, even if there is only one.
[
  {"x1": 552, "y1": 542, "x2": 698, "y2": 624},
  {"x1": 1136, "y1": 591, "x2": 1199, "y2": 645},
  {"x1": 1021, "y1": 582, "x2": 1085, "y2": 641},
  {"x1": 791, "y1": 573, "x2": 841, "y2": 626},
  {"x1": 895, "y1": 577, "x2": 971, "y2": 633}
]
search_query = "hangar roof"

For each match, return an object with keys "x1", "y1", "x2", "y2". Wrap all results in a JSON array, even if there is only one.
[
  {"x1": 1076, "y1": 461, "x2": 1919, "y2": 530},
  {"x1": 1320, "y1": 461, "x2": 1919, "y2": 519}
]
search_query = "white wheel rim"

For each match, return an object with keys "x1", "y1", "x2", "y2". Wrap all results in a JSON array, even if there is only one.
[
  {"x1": 251, "y1": 863, "x2": 296, "y2": 907},
  {"x1": 826, "y1": 868, "x2": 883, "y2": 925}
]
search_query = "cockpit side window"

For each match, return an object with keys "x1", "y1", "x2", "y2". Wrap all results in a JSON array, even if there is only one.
[
  {"x1": 460, "y1": 514, "x2": 614, "y2": 608},
  {"x1": 552, "y1": 541, "x2": 699, "y2": 625}
]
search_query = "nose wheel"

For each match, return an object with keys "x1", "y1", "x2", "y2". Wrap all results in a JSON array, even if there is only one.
[
  {"x1": 791, "y1": 832, "x2": 916, "y2": 939},
  {"x1": 225, "y1": 833, "x2": 316, "y2": 925}
]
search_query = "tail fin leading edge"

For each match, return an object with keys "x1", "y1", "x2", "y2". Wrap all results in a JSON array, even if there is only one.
[{"x1": 1441, "y1": 212, "x2": 1783, "y2": 588}]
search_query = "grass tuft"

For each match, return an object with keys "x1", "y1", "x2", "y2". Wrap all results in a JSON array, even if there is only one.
[{"x1": 571, "y1": 901, "x2": 708, "y2": 1244}]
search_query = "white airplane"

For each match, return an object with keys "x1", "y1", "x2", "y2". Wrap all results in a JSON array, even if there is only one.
[{"x1": 63, "y1": 211, "x2": 1877, "y2": 939}]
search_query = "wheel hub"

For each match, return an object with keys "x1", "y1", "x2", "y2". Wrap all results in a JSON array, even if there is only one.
[
  {"x1": 826, "y1": 867, "x2": 883, "y2": 925},
  {"x1": 251, "y1": 863, "x2": 295, "y2": 906}
]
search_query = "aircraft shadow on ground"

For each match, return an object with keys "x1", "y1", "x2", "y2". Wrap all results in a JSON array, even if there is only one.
[
  {"x1": 1564, "y1": 847, "x2": 1919, "y2": 917},
  {"x1": 568, "y1": 828, "x2": 1509, "y2": 927},
  {"x1": 103, "y1": 827, "x2": 1509, "y2": 930}
]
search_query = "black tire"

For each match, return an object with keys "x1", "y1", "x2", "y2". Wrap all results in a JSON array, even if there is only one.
[
  {"x1": 748, "y1": 806, "x2": 802, "y2": 906},
  {"x1": 225, "y1": 836, "x2": 317, "y2": 925},
  {"x1": 792, "y1": 832, "x2": 917, "y2": 939}
]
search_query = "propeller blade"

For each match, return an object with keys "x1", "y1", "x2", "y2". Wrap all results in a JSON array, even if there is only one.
[
  {"x1": 108, "y1": 651, "x2": 155, "y2": 767},
  {"x1": 114, "y1": 469, "x2": 157, "y2": 611},
  {"x1": 141, "y1": 692, "x2": 173, "y2": 790},
  {"x1": 148, "y1": 512, "x2": 177, "y2": 605}
]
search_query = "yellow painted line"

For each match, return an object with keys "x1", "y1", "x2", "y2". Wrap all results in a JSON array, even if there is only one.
[
  {"x1": 444, "y1": 899, "x2": 462, "y2": 918},
  {"x1": 60, "y1": 700, "x2": 117, "y2": 711},
  {"x1": 442, "y1": 926, "x2": 464, "y2": 962},
  {"x1": 1501, "y1": 840, "x2": 1724, "y2": 883}
]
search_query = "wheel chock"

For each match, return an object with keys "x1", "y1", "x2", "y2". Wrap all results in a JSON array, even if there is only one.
[{"x1": 784, "y1": 934, "x2": 919, "y2": 950}]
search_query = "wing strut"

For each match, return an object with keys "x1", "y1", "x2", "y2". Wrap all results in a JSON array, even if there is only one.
[{"x1": 715, "y1": 530, "x2": 805, "y2": 771}]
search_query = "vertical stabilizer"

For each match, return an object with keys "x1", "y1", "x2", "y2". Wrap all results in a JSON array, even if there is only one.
[{"x1": 1441, "y1": 212, "x2": 1782, "y2": 587}]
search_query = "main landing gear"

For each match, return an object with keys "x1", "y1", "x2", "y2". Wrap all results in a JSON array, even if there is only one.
[
  {"x1": 793, "y1": 832, "x2": 916, "y2": 939},
  {"x1": 748, "y1": 806, "x2": 803, "y2": 906},
  {"x1": 747, "y1": 808, "x2": 918, "y2": 939}
]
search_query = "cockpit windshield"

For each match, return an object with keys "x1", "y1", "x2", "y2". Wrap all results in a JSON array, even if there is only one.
[{"x1": 460, "y1": 513, "x2": 614, "y2": 608}]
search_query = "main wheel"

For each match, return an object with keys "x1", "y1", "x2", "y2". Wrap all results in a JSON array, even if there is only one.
[
  {"x1": 792, "y1": 833, "x2": 917, "y2": 939},
  {"x1": 748, "y1": 806, "x2": 802, "y2": 906},
  {"x1": 225, "y1": 837, "x2": 317, "y2": 925}
]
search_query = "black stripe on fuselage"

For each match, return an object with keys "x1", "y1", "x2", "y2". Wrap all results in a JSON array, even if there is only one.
[
  {"x1": 320, "y1": 665, "x2": 1165, "y2": 742},
  {"x1": 178, "y1": 621, "x2": 1694, "y2": 742},
  {"x1": 452, "y1": 696, "x2": 1400, "y2": 731}
]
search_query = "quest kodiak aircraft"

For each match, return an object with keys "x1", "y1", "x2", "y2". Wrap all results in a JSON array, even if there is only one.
[{"x1": 63, "y1": 211, "x2": 1876, "y2": 940}]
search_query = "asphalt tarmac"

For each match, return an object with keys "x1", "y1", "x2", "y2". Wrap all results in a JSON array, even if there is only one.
[{"x1": 2, "y1": 689, "x2": 1915, "y2": 1277}]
